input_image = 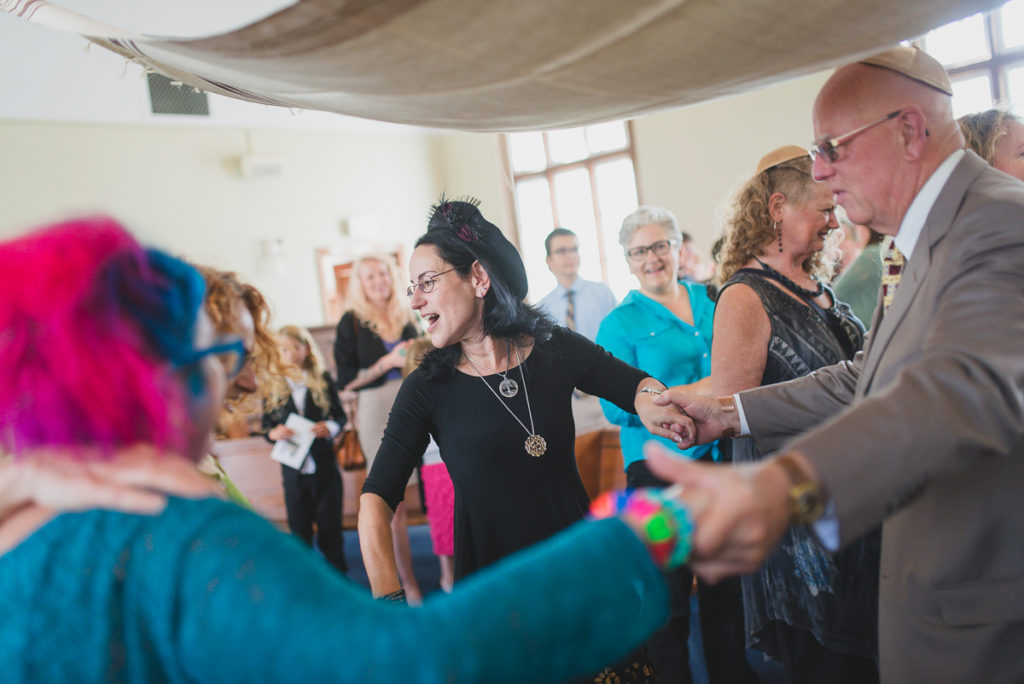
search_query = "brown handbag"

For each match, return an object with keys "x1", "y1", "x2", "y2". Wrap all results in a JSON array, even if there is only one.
[{"x1": 335, "y1": 428, "x2": 366, "y2": 471}]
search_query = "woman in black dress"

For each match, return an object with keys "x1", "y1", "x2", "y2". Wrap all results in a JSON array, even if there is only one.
[
  {"x1": 712, "y1": 146, "x2": 880, "y2": 683},
  {"x1": 358, "y1": 197, "x2": 687, "y2": 679}
]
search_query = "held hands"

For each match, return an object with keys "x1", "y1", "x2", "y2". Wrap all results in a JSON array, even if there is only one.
[
  {"x1": 634, "y1": 386, "x2": 694, "y2": 446},
  {"x1": 650, "y1": 389, "x2": 741, "y2": 449},
  {"x1": 644, "y1": 442, "x2": 792, "y2": 584}
]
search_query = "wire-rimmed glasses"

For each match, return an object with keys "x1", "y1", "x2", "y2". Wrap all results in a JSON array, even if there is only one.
[{"x1": 406, "y1": 267, "x2": 457, "y2": 297}]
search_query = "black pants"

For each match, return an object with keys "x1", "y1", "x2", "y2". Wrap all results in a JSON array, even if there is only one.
[
  {"x1": 282, "y1": 458, "x2": 347, "y2": 574},
  {"x1": 627, "y1": 459, "x2": 757, "y2": 684}
]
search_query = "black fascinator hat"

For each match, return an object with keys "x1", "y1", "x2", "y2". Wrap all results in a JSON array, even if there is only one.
[{"x1": 425, "y1": 196, "x2": 529, "y2": 301}]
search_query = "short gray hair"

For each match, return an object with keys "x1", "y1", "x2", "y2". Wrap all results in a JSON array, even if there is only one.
[{"x1": 618, "y1": 205, "x2": 682, "y2": 251}]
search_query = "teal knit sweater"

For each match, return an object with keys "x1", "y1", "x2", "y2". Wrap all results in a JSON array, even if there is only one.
[{"x1": 0, "y1": 497, "x2": 668, "y2": 683}]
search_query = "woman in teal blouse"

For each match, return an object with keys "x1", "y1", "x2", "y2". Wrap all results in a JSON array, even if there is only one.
[
  {"x1": 0, "y1": 217, "x2": 689, "y2": 683},
  {"x1": 597, "y1": 206, "x2": 756, "y2": 684}
]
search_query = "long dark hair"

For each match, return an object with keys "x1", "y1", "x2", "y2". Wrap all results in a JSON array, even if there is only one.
[{"x1": 415, "y1": 199, "x2": 553, "y2": 380}]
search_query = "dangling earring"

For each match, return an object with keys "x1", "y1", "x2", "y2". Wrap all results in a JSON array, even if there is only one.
[{"x1": 775, "y1": 221, "x2": 783, "y2": 253}]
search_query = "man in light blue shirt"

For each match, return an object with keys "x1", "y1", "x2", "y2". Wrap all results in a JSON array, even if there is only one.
[{"x1": 536, "y1": 228, "x2": 617, "y2": 342}]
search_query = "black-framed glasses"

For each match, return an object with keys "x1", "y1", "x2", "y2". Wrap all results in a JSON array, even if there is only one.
[
  {"x1": 626, "y1": 239, "x2": 678, "y2": 262},
  {"x1": 809, "y1": 110, "x2": 903, "y2": 164},
  {"x1": 194, "y1": 336, "x2": 248, "y2": 380},
  {"x1": 406, "y1": 267, "x2": 457, "y2": 297}
]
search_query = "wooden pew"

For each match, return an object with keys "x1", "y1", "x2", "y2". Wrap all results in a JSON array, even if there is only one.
[{"x1": 574, "y1": 428, "x2": 626, "y2": 500}]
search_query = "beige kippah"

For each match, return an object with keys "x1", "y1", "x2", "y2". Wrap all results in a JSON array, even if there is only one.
[
  {"x1": 755, "y1": 145, "x2": 809, "y2": 175},
  {"x1": 859, "y1": 46, "x2": 953, "y2": 95}
]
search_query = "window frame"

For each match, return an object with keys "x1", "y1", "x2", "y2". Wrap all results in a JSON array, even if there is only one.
[
  {"x1": 499, "y1": 121, "x2": 641, "y2": 284},
  {"x1": 922, "y1": 4, "x2": 1024, "y2": 111}
]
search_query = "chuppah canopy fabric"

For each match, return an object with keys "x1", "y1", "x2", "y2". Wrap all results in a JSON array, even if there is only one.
[{"x1": 0, "y1": 0, "x2": 1004, "y2": 131}]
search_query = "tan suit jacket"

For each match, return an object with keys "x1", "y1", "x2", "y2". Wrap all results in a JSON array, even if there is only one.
[{"x1": 741, "y1": 151, "x2": 1024, "y2": 683}]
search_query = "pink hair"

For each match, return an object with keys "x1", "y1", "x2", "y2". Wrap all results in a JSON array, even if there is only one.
[{"x1": 0, "y1": 217, "x2": 190, "y2": 460}]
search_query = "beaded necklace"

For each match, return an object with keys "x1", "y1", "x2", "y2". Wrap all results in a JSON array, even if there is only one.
[{"x1": 754, "y1": 257, "x2": 824, "y2": 298}]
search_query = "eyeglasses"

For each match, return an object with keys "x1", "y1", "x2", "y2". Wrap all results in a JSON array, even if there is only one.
[
  {"x1": 406, "y1": 267, "x2": 457, "y2": 297},
  {"x1": 194, "y1": 336, "x2": 249, "y2": 380},
  {"x1": 549, "y1": 246, "x2": 579, "y2": 257},
  {"x1": 809, "y1": 110, "x2": 902, "y2": 164},
  {"x1": 626, "y1": 239, "x2": 678, "y2": 262}
]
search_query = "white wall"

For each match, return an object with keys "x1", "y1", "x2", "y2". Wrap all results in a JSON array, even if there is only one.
[
  {"x1": 0, "y1": 71, "x2": 833, "y2": 329},
  {"x1": 0, "y1": 121, "x2": 440, "y2": 327},
  {"x1": 430, "y1": 132, "x2": 508, "y2": 224},
  {"x1": 633, "y1": 71, "x2": 832, "y2": 260}
]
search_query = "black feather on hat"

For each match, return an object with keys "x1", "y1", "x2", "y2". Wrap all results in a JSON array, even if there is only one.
[{"x1": 426, "y1": 195, "x2": 529, "y2": 301}]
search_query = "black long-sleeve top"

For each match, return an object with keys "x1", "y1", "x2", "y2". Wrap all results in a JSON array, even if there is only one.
[
  {"x1": 362, "y1": 327, "x2": 648, "y2": 578},
  {"x1": 333, "y1": 311, "x2": 420, "y2": 390}
]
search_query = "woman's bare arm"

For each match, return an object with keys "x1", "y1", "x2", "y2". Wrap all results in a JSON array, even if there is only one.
[
  {"x1": 711, "y1": 284, "x2": 772, "y2": 396},
  {"x1": 357, "y1": 492, "x2": 403, "y2": 597}
]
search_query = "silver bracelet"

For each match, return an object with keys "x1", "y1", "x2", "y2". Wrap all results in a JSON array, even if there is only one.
[{"x1": 636, "y1": 386, "x2": 663, "y2": 397}]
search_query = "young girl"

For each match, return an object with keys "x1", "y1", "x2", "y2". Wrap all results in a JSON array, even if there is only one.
[{"x1": 263, "y1": 325, "x2": 348, "y2": 574}]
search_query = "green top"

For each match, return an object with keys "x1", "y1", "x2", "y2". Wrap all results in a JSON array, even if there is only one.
[
  {"x1": 0, "y1": 496, "x2": 668, "y2": 683},
  {"x1": 834, "y1": 242, "x2": 883, "y2": 330}
]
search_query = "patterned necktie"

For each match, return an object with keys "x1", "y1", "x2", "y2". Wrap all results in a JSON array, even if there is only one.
[
  {"x1": 881, "y1": 238, "x2": 905, "y2": 311},
  {"x1": 565, "y1": 290, "x2": 576, "y2": 331}
]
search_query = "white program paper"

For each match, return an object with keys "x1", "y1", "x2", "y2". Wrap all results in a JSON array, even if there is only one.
[{"x1": 269, "y1": 413, "x2": 316, "y2": 470}]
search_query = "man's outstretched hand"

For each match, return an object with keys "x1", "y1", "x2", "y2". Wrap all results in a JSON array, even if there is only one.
[{"x1": 645, "y1": 441, "x2": 793, "y2": 584}]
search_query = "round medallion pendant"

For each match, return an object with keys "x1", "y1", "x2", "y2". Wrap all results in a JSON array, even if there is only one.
[
  {"x1": 525, "y1": 434, "x2": 547, "y2": 458},
  {"x1": 499, "y1": 378, "x2": 519, "y2": 398}
]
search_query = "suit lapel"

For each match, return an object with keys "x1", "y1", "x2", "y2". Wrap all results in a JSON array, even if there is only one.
[{"x1": 858, "y1": 152, "x2": 988, "y2": 391}]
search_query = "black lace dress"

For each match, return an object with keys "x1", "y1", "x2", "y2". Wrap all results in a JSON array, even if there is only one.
[{"x1": 721, "y1": 269, "x2": 881, "y2": 662}]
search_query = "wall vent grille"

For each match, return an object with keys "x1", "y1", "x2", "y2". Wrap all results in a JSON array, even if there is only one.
[{"x1": 147, "y1": 73, "x2": 209, "y2": 116}]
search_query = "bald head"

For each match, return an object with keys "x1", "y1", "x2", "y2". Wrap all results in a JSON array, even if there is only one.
[
  {"x1": 810, "y1": 55, "x2": 964, "y2": 235},
  {"x1": 815, "y1": 62, "x2": 962, "y2": 161}
]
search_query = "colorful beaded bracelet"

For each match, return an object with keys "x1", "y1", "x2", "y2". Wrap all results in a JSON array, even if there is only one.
[{"x1": 589, "y1": 485, "x2": 693, "y2": 569}]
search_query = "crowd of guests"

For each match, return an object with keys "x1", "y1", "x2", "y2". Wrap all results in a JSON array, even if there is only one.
[{"x1": 1, "y1": 45, "x2": 1023, "y2": 683}]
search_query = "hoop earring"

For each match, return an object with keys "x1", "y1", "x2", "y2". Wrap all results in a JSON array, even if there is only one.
[{"x1": 775, "y1": 221, "x2": 783, "y2": 253}]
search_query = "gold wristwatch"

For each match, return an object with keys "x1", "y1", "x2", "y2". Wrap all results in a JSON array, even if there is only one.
[{"x1": 774, "y1": 453, "x2": 825, "y2": 524}]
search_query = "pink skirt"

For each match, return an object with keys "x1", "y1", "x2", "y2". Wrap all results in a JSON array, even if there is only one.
[{"x1": 421, "y1": 462, "x2": 455, "y2": 557}]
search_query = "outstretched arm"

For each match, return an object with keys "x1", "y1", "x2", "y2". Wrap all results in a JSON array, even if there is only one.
[{"x1": 171, "y1": 500, "x2": 671, "y2": 683}]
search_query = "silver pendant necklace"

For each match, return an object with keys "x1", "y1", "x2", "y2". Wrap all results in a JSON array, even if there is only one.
[
  {"x1": 464, "y1": 344, "x2": 546, "y2": 457},
  {"x1": 497, "y1": 339, "x2": 518, "y2": 398}
]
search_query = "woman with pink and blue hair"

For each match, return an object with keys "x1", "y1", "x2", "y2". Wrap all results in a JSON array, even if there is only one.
[{"x1": 0, "y1": 216, "x2": 697, "y2": 683}]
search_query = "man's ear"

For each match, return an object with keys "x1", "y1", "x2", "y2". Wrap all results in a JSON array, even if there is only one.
[
  {"x1": 470, "y1": 260, "x2": 491, "y2": 298},
  {"x1": 898, "y1": 107, "x2": 929, "y2": 161}
]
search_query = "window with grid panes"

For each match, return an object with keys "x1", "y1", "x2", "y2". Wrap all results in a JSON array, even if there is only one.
[
  {"x1": 919, "y1": 0, "x2": 1024, "y2": 118},
  {"x1": 504, "y1": 122, "x2": 640, "y2": 301}
]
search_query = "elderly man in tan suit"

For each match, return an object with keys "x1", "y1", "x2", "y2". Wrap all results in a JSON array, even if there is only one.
[{"x1": 647, "y1": 46, "x2": 1024, "y2": 683}]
